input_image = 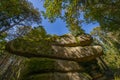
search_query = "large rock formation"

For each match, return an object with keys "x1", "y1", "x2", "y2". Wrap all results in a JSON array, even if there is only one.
[
  {"x1": 5, "y1": 34, "x2": 105, "y2": 80},
  {"x1": 5, "y1": 34, "x2": 103, "y2": 61}
]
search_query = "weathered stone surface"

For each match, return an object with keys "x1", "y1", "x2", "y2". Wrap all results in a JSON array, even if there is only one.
[
  {"x1": 52, "y1": 45, "x2": 103, "y2": 61},
  {"x1": 53, "y1": 34, "x2": 93, "y2": 47},
  {"x1": 24, "y1": 73, "x2": 54, "y2": 80},
  {"x1": 54, "y1": 72, "x2": 87, "y2": 80},
  {"x1": 6, "y1": 42, "x2": 103, "y2": 62},
  {"x1": 24, "y1": 58, "x2": 84, "y2": 73},
  {"x1": 5, "y1": 34, "x2": 101, "y2": 62},
  {"x1": 0, "y1": 54, "x2": 24, "y2": 80},
  {"x1": 4, "y1": 33, "x2": 104, "y2": 80},
  {"x1": 23, "y1": 72, "x2": 91, "y2": 80},
  {"x1": 54, "y1": 60, "x2": 84, "y2": 71},
  {"x1": 21, "y1": 58, "x2": 105, "y2": 80},
  {"x1": 21, "y1": 58, "x2": 88, "y2": 80}
]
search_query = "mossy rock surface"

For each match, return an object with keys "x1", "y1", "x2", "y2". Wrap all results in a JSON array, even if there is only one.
[
  {"x1": 23, "y1": 58, "x2": 85, "y2": 74},
  {"x1": 53, "y1": 34, "x2": 93, "y2": 47},
  {"x1": 23, "y1": 58, "x2": 55, "y2": 75},
  {"x1": 22, "y1": 72, "x2": 92, "y2": 80},
  {"x1": 4, "y1": 33, "x2": 104, "y2": 80},
  {"x1": 20, "y1": 58, "x2": 105, "y2": 80},
  {"x1": 20, "y1": 58, "x2": 87, "y2": 80},
  {"x1": 23, "y1": 73, "x2": 54, "y2": 80}
]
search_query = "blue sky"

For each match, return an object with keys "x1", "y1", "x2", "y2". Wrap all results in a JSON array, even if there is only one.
[{"x1": 29, "y1": 0, "x2": 99, "y2": 35}]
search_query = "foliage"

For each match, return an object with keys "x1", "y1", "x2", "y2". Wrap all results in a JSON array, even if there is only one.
[
  {"x1": 24, "y1": 26, "x2": 49, "y2": 40},
  {"x1": 114, "y1": 71, "x2": 120, "y2": 80},
  {"x1": 9, "y1": 26, "x2": 54, "y2": 55},
  {"x1": 91, "y1": 27, "x2": 120, "y2": 80},
  {"x1": 0, "y1": 0, "x2": 41, "y2": 35},
  {"x1": 42, "y1": 0, "x2": 120, "y2": 34},
  {"x1": 0, "y1": 0, "x2": 41, "y2": 55},
  {"x1": 20, "y1": 58, "x2": 55, "y2": 80},
  {"x1": 42, "y1": 0, "x2": 85, "y2": 36},
  {"x1": 7, "y1": 26, "x2": 32, "y2": 40},
  {"x1": 84, "y1": 0, "x2": 120, "y2": 31},
  {"x1": 0, "y1": 33, "x2": 7, "y2": 55}
]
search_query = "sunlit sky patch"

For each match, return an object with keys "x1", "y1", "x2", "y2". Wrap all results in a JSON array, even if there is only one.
[{"x1": 28, "y1": 0, "x2": 99, "y2": 35}]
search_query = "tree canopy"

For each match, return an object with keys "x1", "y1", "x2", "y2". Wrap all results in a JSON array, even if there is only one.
[
  {"x1": 0, "y1": 0, "x2": 41, "y2": 35},
  {"x1": 42, "y1": 0, "x2": 120, "y2": 33}
]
